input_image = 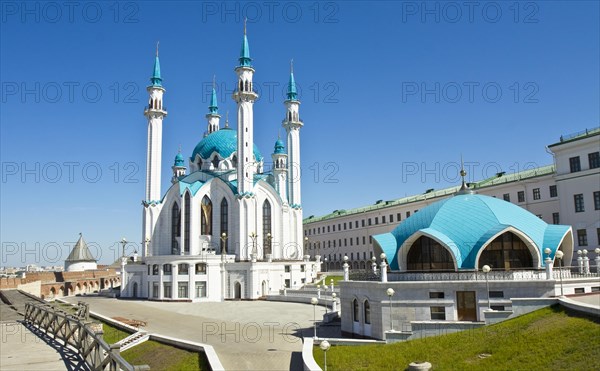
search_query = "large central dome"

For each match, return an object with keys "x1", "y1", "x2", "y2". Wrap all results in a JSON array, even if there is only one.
[{"x1": 190, "y1": 128, "x2": 263, "y2": 162}]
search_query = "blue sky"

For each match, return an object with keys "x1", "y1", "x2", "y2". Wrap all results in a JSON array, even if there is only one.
[{"x1": 1, "y1": 1, "x2": 598, "y2": 267}]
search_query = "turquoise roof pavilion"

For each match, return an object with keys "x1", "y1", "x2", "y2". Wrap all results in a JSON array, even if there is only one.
[{"x1": 373, "y1": 193, "x2": 574, "y2": 271}]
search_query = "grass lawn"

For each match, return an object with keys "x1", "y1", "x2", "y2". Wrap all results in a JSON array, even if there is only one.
[
  {"x1": 318, "y1": 275, "x2": 344, "y2": 286},
  {"x1": 316, "y1": 305, "x2": 600, "y2": 370},
  {"x1": 100, "y1": 321, "x2": 132, "y2": 345},
  {"x1": 121, "y1": 340, "x2": 210, "y2": 370}
]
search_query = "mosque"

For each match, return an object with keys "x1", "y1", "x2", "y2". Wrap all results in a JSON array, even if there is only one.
[{"x1": 120, "y1": 27, "x2": 320, "y2": 301}]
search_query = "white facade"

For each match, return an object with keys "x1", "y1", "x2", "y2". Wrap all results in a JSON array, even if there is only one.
[
  {"x1": 122, "y1": 32, "x2": 318, "y2": 301},
  {"x1": 305, "y1": 128, "x2": 600, "y2": 268}
]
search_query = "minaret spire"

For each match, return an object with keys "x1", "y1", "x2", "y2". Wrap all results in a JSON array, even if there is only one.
[
  {"x1": 151, "y1": 41, "x2": 162, "y2": 87},
  {"x1": 206, "y1": 75, "x2": 221, "y2": 134},
  {"x1": 239, "y1": 19, "x2": 252, "y2": 67},
  {"x1": 457, "y1": 155, "x2": 474, "y2": 195},
  {"x1": 287, "y1": 59, "x2": 298, "y2": 101}
]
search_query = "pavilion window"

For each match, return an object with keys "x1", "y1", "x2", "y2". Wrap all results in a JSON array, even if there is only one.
[
  {"x1": 364, "y1": 300, "x2": 371, "y2": 324},
  {"x1": 212, "y1": 156, "x2": 219, "y2": 169},
  {"x1": 353, "y1": 299, "x2": 359, "y2": 322},
  {"x1": 478, "y1": 232, "x2": 533, "y2": 269},
  {"x1": 406, "y1": 236, "x2": 454, "y2": 271}
]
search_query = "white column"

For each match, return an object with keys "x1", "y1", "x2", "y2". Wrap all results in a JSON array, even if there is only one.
[
  {"x1": 158, "y1": 264, "x2": 164, "y2": 299},
  {"x1": 172, "y1": 264, "x2": 178, "y2": 299},
  {"x1": 189, "y1": 264, "x2": 194, "y2": 300}
]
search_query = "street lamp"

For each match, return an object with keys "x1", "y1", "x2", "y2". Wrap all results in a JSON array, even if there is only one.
[
  {"x1": 249, "y1": 232, "x2": 258, "y2": 261},
  {"x1": 555, "y1": 250, "x2": 564, "y2": 296},
  {"x1": 120, "y1": 237, "x2": 127, "y2": 258},
  {"x1": 319, "y1": 340, "x2": 331, "y2": 371},
  {"x1": 220, "y1": 233, "x2": 228, "y2": 261},
  {"x1": 311, "y1": 297, "x2": 319, "y2": 339},
  {"x1": 482, "y1": 265, "x2": 491, "y2": 309},
  {"x1": 386, "y1": 287, "x2": 395, "y2": 331}
]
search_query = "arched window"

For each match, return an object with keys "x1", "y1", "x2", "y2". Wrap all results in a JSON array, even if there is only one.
[
  {"x1": 201, "y1": 196, "x2": 212, "y2": 235},
  {"x1": 220, "y1": 198, "x2": 229, "y2": 253},
  {"x1": 184, "y1": 192, "x2": 191, "y2": 254},
  {"x1": 245, "y1": 80, "x2": 249, "y2": 91},
  {"x1": 212, "y1": 155, "x2": 219, "y2": 169},
  {"x1": 364, "y1": 300, "x2": 371, "y2": 324},
  {"x1": 407, "y1": 236, "x2": 454, "y2": 271},
  {"x1": 198, "y1": 158, "x2": 203, "y2": 169},
  {"x1": 262, "y1": 200, "x2": 272, "y2": 256},
  {"x1": 353, "y1": 299, "x2": 359, "y2": 322},
  {"x1": 171, "y1": 202, "x2": 180, "y2": 255},
  {"x1": 239, "y1": 80, "x2": 244, "y2": 92},
  {"x1": 232, "y1": 155, "x2": 237, "y2": 168},
  {"x1": 479, "y1": 232, "x2": 533, "y2": 269}
]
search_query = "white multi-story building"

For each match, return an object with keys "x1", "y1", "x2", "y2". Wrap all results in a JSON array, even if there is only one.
[
  {"x1": 121, "y1": 29, "x2": 319, "y2": 301},
  {"x1": 304, "y1": 128, "x2": 600, "y2": 268}
]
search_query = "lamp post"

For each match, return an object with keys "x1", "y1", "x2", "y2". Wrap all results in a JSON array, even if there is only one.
[
  {"x1": 220, "y1": 233, "x2": 228, "y2": 261},
  {"x1": 331, "y1": 292, "x2": 337, "y2": 312},
  {"x1": 120, "y1": 237, "x2": 127, "y2": 258},
  {"x1": 311, "y1": 297, "x2": 319, "y2": 339},
  {"x1": 249, "y1": 232, "x2": 258, "y2": 262},
  {"x1": 482, "y1": 265, "x2": 491, "y2": 309},
  {"x1": 386, "y1": 287, "x2": 395, "y2": 331},
  {"x1": 555, "y1": 250, "x2": 564, "y2": 296},
  {"x1": 319, "y1": 340, "x2": 331, "y2": 371}
]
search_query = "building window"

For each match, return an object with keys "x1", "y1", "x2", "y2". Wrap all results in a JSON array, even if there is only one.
[
  {"x1": 503, "y1": 193, "x2": 510, "y2": 202},
  {"x1": 364, "y1": 300, "x2": 371, "y2": 324},
  {"x1": 171, "y1": 202, "x2": 181, "y2": 255},
  {"x1": 163, "y1": 264, "x2": 172, "y2": 275},
  {"x1": 490, "y1": 305, "x2": 505, "y2": 311},
  {"x1": 178, "y1": 263, "x2": 189, "y2": 275},
  {"x1": 221, "y1": 198, "x2": 228, "y2": 253},
  {"x1": 333, "y1": 225, "x2": 336, "y2": 232},
  {"x1": 574, "y1": 288, "x2": 585, "y2": 294},
  {"x1": 195, "y1": 263, "x2": 206, "y2": 274},
  {"x1": 594, "y1": 191, "x2": 600, "y2": 210},
  {"x1": 430, "y1": 306, "x2": 446, "y2": 320},
  {"x1": 397, "y1": 213, "x2": 401, "y2": 221},
  {"x1": 152, "y1": 282, "x2": 159, "y2": 298},
  {"x1": 552, "y1": 212, "x2": 560, "y2": 224},
  {"x1": 152, "y1": 264, "x2": 159, "y2": 275},
  {"x1": 489, "y1": 291, "x2": 504, "y2": 298},
  {"x1": 577, "y1": 229, "x2": 588, "y2": 246},
  {"x1": 369, "y1": 236, "x2": 372, "y2": 243},
  {"x1": 355, "y1": 221, "x2": 359, "y2": 228},
  {"x1": 406, "y1": 211, "x2": 411, "y2": 217},
  {"x1": 349, "y1": 222, "x2": 352, "y2": 230},
  {"x1": 344, "y1": 223, "x2": 347, "y2": 230},
  {"x1": 285, "y1": 265, "x2": 291, "y2": 272},
  {"x1": 195, "y1": 282, "x2": 207, "y2": 298},
  {"x1": 178, "y1": 282, "x2": 188, "y2": 298},
  {"x1": 201, "y1": 195, "x2": 212, "y2": 235},
  {"x1": 389, "y1": 214, "x2": 393, "y2": 223},
  {"x1": 353, "y1": 299, "x2": 359, "y2": 322},
  {"x1": 517, "y1": 191, "x2": 525, "y2": 203},
  {"x1": 589, "y1": 152, "x2": 600, "y2": 169},
  {"x1": 300, "y1": 265, "x2": 305, "y2": 272},
  {"x1": 569, "y1": 156, "x2": 581, "y2": 172},
  {"x1": 375, "y1": 217, "x2": 379, "y2": 225},
  {"x1": 429, "y1": 292, "x2": 444, "y2": 299},
  {"x1": 263, "y1": 200, "x2": 272, "y2": 255},
  {"x1": 368, "y1": 218, "x2": 372, "y2": 226},
  {"x1": 163, "y1": 283, "x2": 172, "y2": 298},
  {"x1": 362, "y1": 236, "x2": 366, "y2": 245},
  {"x1": 549, "y1": 185, "x2": 557, "y2": 198},
  {"x1": 574, "y1": 194, "x2": 585, "y2": 212},
  {"x1": 382, "y1": 215, "x2": 386, "y2": 223},
  {"x1": 362, "y1": 220, "x2": 365, "y2": 227},
  {"x1": 327, "y1": 226, "x2": 330, "y2": 233},
  {"x1": 533, "y1": 188, "x2": 541, "y2": 200},
  {"x1": 350, "y1": 238, "x2": 353, "y2": 246}
]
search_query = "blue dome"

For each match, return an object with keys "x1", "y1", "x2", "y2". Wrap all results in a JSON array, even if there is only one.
[
  {"x1": 174, "y1": 152, "x2": 185, "y2": 166},
  {"x1": 273, "y1": 139, "x2": 285, "y2": 154},
  {"x1": 190, "y1": 128, "x2": 263, "y2": 162},
  {"x1": 373, "y1": 194, "x2": 572, "y2": 270}
]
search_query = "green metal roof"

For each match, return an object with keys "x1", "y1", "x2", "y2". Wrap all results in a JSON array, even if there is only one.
[
  {"x1": 548, "y1": 127, "x2": 599, "y2": 147},
  {"x1": 304, "y1": 164, "x2": 556, "y2": 224}
]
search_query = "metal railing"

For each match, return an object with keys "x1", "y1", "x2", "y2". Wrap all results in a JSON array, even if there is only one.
[{"x1": 24, "y1": 302, "x2": 149, "y2": 371}]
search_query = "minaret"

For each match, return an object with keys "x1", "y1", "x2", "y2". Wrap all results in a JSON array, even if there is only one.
[
  {"x1": 206, "y1": 76, "x2": 220, "y2": 134},
  {"x1": 171, "y1": 150, "x2": 186, "y2": 183},
  {"x1": 144, "y1": 42, "x2": 167, "y2": 202},
  {"x1": 271, "y1": 138, "x2": 288, "y2": 202},
  {"x1": 232, "y1": 20, "x2": 258, "y2": 195},
  {"x1": 282, "y1": 60, "x2": 303, "y2": 207}
]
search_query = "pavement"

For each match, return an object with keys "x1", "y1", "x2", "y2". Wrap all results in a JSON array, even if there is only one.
[
  {"x1": 569, "y1": 293, "x2": 600, "y2": 307},
  {"x1": 64, "y1": 296, "x2": 341, "y2": 371}
]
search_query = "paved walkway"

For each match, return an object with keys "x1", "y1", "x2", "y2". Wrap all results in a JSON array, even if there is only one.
[
  {"x1": 569, "y1": 293, "x2": 600, "y2": 307},
  {"x1": 64, "y1": 296, "x2": 340, "y2": 370}
]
